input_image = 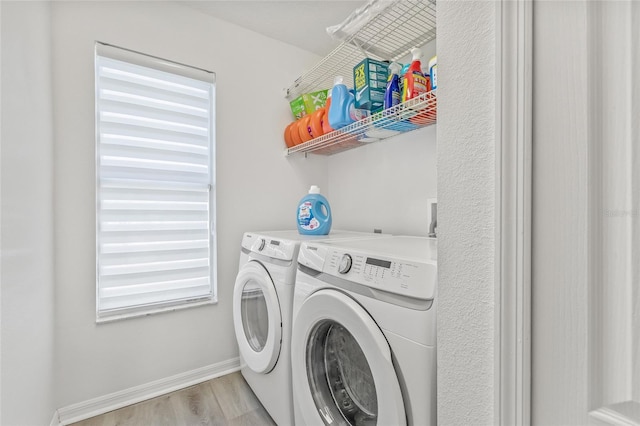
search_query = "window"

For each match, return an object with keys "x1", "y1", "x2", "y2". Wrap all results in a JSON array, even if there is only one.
[{"x1": 95, "y1": 43, "x2": 216, "y2": 321}]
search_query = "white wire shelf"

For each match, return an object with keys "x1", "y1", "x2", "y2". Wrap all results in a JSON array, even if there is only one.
[
  {"x1": 284, "y1": 0, "x2": 436, "y2": 100},
  {"x1": 284, "y1": 90, "x2": 437, "y2": 156}
]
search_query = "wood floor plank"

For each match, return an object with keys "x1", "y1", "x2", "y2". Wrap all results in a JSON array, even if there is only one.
[
  {"x1": 70, "y1": 372, "x2": 275, "y2": 426},
  {"x1": 70, "y1": 413, "x2": 106, "y2": 426},
  {"x1": 95, "y1": 410, "x2": 119, "y2": 426},
  {"x1": 100, "y1": 404, "x2": 138, "y2": 426},
  {"x1": 170, "y1": 382, "x2": 226, "y2": 426},
  {"x1": 208, "y1": 372, "x2": 262, "y2": 421},
  {"x1": 132, "y1": 393, "x2": 177, "y2": 426},
  {"x1": 226, "y1": 407, "x2": 277, "y2": 426}
]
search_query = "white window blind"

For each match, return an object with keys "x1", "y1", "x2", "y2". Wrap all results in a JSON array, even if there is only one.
[{"x1": 95, "y1": 43, "x2": 216, "y2": 321}]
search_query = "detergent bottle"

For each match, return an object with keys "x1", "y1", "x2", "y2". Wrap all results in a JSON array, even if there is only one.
[
  {"x1": 402, "y1": 47, "x2": 429, "y2": 102},
  {"x1": 328, "y1": 76, "x2": 355, "y2": 129},
  {"x1": 296, "y1": 185, "x2": 332, "y2": 235},
  {"x1": 384, "y1": 62, "x2": 402, "y2": 109}
]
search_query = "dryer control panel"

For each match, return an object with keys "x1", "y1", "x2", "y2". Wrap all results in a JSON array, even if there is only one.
[{"x1": 242, "y1": 233, "x2": 297, "y2": 262}]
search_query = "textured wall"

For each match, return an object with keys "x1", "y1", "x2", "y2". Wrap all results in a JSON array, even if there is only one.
[
  {"x1": 437, "y1": 2, "x2": 497, "y2": 424},
  {"x1": 1, "y1": 2, "x2": 56, "y2": 424}
]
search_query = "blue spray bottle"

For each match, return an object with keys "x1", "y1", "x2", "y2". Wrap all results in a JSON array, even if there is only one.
[
  {"x1": 384, "y1": 62, "x2": 402, "y2": 110},
  {"x1": 296, "y1": 185, "x2": 332, "y2": 235}
]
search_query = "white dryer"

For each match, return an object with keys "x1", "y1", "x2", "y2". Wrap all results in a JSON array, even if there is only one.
[
  {"x1": 292, "y1": 236, "x2": 437, "y2": 426},
  {"x1": 233, "y1": 230, "x2": 385, "y2": 426}
]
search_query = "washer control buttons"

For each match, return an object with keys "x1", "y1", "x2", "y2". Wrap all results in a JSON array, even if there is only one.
[{"x1": 338, "y1": 254, "x2": 353, "y2": 274}]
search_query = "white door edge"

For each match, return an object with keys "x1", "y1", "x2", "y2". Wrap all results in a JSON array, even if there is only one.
[{"x1": 496, "y1": 0, "x2": 533, "y2": 425}]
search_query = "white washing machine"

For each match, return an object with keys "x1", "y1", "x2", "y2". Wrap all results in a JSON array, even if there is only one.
[
  {"x1": 291, "y1": 236, "x2": 437, "y2": 426},
  {"x1": 233, "y1": 230, "x2": 385, "y2": 426}
]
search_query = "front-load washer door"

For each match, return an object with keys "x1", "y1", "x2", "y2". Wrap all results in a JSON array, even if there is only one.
[
  {"x1": 291, "y1": 289, "x2": 406, "y2": 426},
  {"x1": 233, "y1": 260, "x2": 282, "y2": 374}
]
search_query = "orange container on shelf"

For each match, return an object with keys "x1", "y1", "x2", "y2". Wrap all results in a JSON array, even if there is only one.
[
  {"x1": 290, "y1": 120, "x2": 303, "y2": 146},
  {"x1": 284, "y1": 122, "x2": 296, "y2": 148},
  {"x1": 309, "y1": 108, "x2": 326, "y2": 139},
  {"x1": 298, "y1": 115, "x2": 313, "y2": 143},
  {"x1": 321, "y1": 106, "x2": 333, "y2": 135}
]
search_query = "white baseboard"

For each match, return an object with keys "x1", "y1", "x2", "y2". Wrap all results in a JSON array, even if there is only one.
[
  {"x1": 50, "y1": 410, "x2": 60, "y2": 426},
  {"x1": 57, "y1": 357, "x2": 240, "y2": 425}
]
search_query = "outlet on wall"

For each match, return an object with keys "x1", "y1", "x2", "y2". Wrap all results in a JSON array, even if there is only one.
[{"x1": 427, "y1": 198, "x2": 437, "y2": 237}]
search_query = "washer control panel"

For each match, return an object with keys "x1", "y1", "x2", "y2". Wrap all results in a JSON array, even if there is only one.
[{"x1": 322, "y1": 248, "x2": 436, "y2": 301}]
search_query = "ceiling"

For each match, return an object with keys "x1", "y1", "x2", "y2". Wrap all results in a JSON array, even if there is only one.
[{"x1": 182, "y1": 1, "x2": 366, "y2": 57}]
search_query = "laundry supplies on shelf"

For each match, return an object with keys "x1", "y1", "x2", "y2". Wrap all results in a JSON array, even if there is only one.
[
  {"x1": 353, "y1": 58, "x2": 389, "y2": 113},
  {"x1": 281, "y1": 0, "x2": 438, "y2": 156},
  {"x1": 289, "y1": 89, "x2": 329, "y2": 120},
  {"x1": 384, "y1": 62, "x2": 402, "y2": 110},
  {"x1": 428, "y1": 55, "x2": 437, "y2": 90},
  {"x1": 402, "y1": 47, "x2": 430, "y2": 102},
  {"x1": 328, "y1": 76, "x2": 356, "y2": 129}
]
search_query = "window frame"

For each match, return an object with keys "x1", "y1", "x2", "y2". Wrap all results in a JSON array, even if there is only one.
[{"x1": 94, "y1": 42, "x2": 217, "y2": 322}]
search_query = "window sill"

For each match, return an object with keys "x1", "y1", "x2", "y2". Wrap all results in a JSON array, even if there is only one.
[{"x1": 96, "y1": 297, "x2": 217, "y2": 324}]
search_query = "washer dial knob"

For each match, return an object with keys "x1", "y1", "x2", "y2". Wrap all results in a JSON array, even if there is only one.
[
  {"x1": 258, "y1": 238, "x2": 266, "y2": 251},
  {"x1": 338, "y1": 254, "x2": 353, "y2": 274}
]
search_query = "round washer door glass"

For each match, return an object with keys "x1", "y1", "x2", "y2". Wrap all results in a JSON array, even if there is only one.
[
  {"x1": 308, "y1": 320, "x2": 378, "y2": 424},
  {"x1": 291, "y1": 289, "x2": 406, "y2": 426},
  {"x1": 233, "y1": 261, "x2": 282, "y2": 374}
]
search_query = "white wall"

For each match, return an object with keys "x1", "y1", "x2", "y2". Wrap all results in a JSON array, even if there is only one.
[
  {"x1": 437, "y1": 2, "x2": 497, "y2": 425},
  {"x1": 327, "y1": 125, "x2": 437, "y2": 235},
  {"x1": 0, "y1": 1, "x2": 56, "y2": 424},
  {"x1": 52, "y1": 1, "x2": 325, "y2": 408}
]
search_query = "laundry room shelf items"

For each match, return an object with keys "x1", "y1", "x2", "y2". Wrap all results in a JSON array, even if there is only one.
[
  {"x1": 284, "y1": 0, "x2": 437, "y2": 100},
  {"x1": 285, "y1": 90, "x2": 436, "y2": 156},
  {"x1": 284, "y1": 0, "x2": 437, "y2": 156}
]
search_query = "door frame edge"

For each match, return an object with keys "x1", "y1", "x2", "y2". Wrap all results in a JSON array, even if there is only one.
[{"x1": 495, "y1": 0, "x2": 533, "y2": 425}]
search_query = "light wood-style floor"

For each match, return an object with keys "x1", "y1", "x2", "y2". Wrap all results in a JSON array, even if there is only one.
[{"x1": 71, "y1": 372, "x2": 276, "y2": 426}]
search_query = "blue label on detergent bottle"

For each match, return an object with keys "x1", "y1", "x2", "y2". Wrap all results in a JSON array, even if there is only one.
[{"x1": 298, "y1": 201, "x2": 320, "y2": 231}]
